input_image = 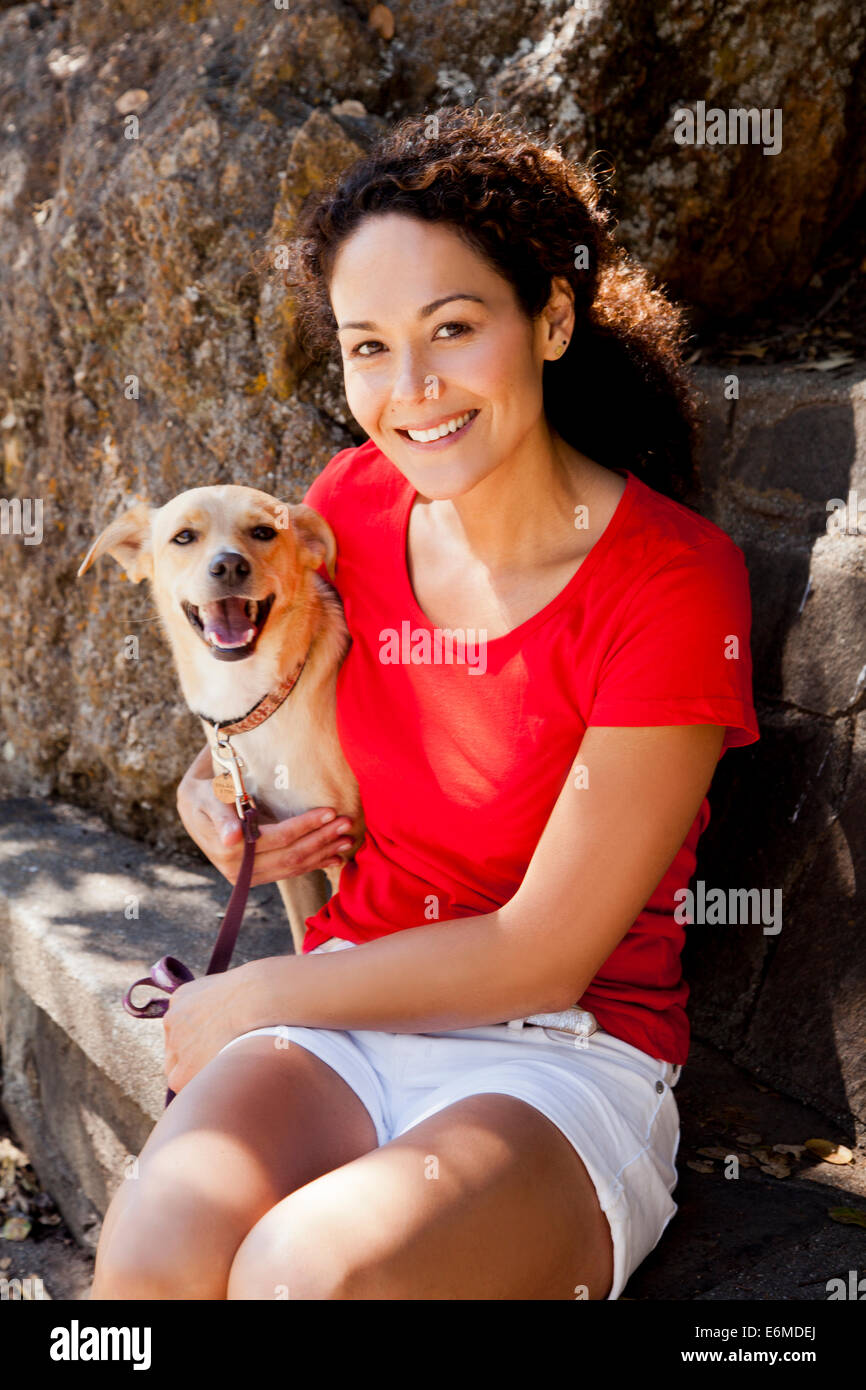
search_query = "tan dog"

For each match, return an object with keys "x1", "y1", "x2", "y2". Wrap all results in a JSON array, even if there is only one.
[{"x1": 78, "y1": 485, "x2": 364, "y2": 954}]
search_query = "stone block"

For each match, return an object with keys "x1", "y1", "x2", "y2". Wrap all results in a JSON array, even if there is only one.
[{"x1": 0, "y1": 795, "x2": 294, "y2": 1240}]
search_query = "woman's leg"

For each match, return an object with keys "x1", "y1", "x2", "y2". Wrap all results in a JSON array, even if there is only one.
[
  {"x1": 90, "y1": 1035, "x2": 379, "y2": 1300},
  {"x1": 227, "y1": 1091, "x2": 615, "y2": 1300}
]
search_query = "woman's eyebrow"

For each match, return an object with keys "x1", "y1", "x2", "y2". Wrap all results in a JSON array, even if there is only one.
[{"x1": 336, "y1": 293, "x2": 486, "y2": 333}]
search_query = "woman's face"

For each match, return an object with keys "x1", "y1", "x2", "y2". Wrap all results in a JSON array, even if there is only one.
[{"x1": 329, "y1": 212, "x2": 567, "y2": 500}]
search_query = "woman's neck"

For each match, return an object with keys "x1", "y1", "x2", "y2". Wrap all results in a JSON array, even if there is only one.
[{"x1": 416, "y1": 418, "x2": 610, "y2": 575}]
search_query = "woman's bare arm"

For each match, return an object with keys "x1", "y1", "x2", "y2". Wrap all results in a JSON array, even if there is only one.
[
  {"x1": 224, "y1": 721, "x2": 726, "y2": 1032},
  {"x1": 175, "y1": 741, "x2": 356, "y2": 885}
]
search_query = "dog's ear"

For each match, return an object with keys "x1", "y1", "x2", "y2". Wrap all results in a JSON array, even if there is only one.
[
  {"x1": 287, "y1": 504, "x2": 337, "y2": 582},
  {"x1": 77, "y1": 502, "x2": 154, "y2": 583}
]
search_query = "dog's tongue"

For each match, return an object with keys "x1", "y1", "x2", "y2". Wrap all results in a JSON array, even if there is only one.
[{"x1": 200, "y1": 598, "x2": 255, "y2": 650}]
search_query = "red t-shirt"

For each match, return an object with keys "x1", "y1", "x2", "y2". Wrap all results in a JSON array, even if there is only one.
[{"x1": 301, "y1": 439, "x2": 760, "y2": 1064}]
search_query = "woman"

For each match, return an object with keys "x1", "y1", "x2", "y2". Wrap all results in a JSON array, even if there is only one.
[{"x1": 91, "y1": 106, "x2": 759, "y2": 1301}]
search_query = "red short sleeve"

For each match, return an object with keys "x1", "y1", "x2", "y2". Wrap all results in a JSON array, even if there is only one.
[
  {"x1": 587, "y1": 538, "x2": 760, "y2": 754},
  {"x1": 300, "y1": 447, "x2": 356, "y2": 583},
  {"x1": 301, "y1": 447, "x2": 355, "y2": 520}
]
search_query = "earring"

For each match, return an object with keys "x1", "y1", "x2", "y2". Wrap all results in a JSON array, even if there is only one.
[{"x1": 555, "y1": 339, "x2": 568, "y2": 357}]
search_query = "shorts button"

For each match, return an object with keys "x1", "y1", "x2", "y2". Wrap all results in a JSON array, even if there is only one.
[{"x1": 655, "y1": 1080, "x2": 665, "y2": 1094}]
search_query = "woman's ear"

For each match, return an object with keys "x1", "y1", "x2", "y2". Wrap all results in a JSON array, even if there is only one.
[
  {"x1": 77, "y1": 501, "x2": 155, "y2": 583},
  {"x1": 287, "y1": 504, "x2": 337, "y2": 581}
]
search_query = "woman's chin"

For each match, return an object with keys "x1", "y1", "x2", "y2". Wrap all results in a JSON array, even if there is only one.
[{"x1": 383, "y1": 448, "x2": 497, "y2": 501}]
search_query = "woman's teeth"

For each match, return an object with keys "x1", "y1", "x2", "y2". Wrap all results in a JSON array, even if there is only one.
[{"x1": 406, "y1": 410, "x2": 477, "y2": 442}]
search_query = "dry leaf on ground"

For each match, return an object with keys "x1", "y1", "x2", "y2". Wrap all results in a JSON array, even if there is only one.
[
  {"x1": 759, "y1": 1159, "x2": 792, "y2": 1179},
  {"x1": 789, "y1": 354, "x2": 856, "y2": 372},
  {"x1": 751, "y1": 1145, "x2": 776, "y2": 1163},
  {"x1": 806, "y1": 1139, "x2": 853, "y2": 1165},
  {"x1": 1, "y1": 1215, "x2": 32, "y2": 1241},
  {"x1": 827, "y1": 1207, "x2": 866, "y2": 1228}
]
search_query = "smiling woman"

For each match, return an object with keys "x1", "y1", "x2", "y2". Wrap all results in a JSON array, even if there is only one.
[
  {"x1": 93, "y1": 105, "x2": 759, "y2": 1304},
  {"x1": 286, "y1": 107, "x2": 700, "y2": 505}
]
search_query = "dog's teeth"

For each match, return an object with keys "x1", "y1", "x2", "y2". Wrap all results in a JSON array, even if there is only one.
[
  {"x1": 207, "y1": 628, "x2": 257, "y2": 649},
  {"x1": 246, "y1": 599, "x2": 258, "y2": 621}
]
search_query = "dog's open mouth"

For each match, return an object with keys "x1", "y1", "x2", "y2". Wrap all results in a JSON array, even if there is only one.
[{"x1": 181, "y1": 595, "x2": 275, "y2": 662}]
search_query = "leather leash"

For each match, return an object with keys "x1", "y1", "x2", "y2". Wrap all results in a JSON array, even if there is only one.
[
  {"x1": 121, "y1": 653, "x2": 310, "y2": 1106},
  {"x1": 122, "y1": 733, "x2": 261, "y2": 1108}
]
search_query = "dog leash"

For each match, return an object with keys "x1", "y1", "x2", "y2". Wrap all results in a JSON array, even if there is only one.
[
  {"x1": 122, "y1": 733, "x2": 260, "y2": 1108},
  {"x1": 121, "y1": 654, "x2": 310, "y2": 1107}
]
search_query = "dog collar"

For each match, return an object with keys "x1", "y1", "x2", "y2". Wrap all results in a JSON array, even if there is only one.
[{"x1": 195, "y1": 650, "x2": 310, "y2": 738}]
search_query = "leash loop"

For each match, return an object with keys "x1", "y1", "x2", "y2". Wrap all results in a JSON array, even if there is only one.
[
  {"x1": 122, "y1": 957, "x2": 196, "y2": 1018},
  {"x1": 123, "y1": 787, "x2": 261, "y2": 1106}
]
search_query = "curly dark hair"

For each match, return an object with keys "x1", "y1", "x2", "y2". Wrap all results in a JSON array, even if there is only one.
[{"x1": 279, "y1": 104, "x2": 701, "y2": 503}]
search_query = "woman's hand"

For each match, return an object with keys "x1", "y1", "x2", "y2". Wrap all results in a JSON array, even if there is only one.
[
  {"x1": 162, "y1": 970, "x2": 256, "y2": 1094},
  {"x1": 176, "y1": 741, "x2": 356, "y2": 887}
]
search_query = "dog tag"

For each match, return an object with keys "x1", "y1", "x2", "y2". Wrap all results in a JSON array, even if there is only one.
[{"x1": 213, "y1": 772, "x2": 237, "y2": 804}]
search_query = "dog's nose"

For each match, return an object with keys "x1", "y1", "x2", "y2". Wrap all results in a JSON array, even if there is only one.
[{"x1": 208, "y1": 550, "x2": 251, "y2": 585}]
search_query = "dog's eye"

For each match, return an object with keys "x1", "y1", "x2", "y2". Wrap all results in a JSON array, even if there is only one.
[
  {"x1": 172, "y1": 529, "x2": 197, "y2": 545},
  {"x1": 250, "y1": 525, "x2": 277, "y2": 541}
]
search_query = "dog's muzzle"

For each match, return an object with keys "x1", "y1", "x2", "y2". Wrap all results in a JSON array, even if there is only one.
[{"x1": 181, "y1": 593, "x2": 274, "y2": 662}]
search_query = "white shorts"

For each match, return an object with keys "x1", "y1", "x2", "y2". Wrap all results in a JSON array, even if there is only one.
[{"x1": 218, "y1": 938, "x2": 682, "y2": 1300}]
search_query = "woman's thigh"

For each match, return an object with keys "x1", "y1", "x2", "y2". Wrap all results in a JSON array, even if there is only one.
[
  {"x1": 228, "y1": 1090, "x2": 614, "y2": 1301},
  {"x1": 91, "y1": 1035, "x2": 379, "y2": 1300}
]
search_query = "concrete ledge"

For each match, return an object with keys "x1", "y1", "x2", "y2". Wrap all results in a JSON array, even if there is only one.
[
  {"x1": 0, "y1": 975, "x2": 150, "y2": 1250},
  {"x1": 0, "y1": 794, "x2": 295, "y2": 1245}
]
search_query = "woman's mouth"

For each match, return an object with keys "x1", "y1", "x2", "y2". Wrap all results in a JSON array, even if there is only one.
[{"x1": 395, "y1": 408, "x2": 479, "y2": 451}]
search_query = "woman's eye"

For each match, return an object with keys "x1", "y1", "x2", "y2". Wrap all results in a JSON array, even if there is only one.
[
  {"x1": 434, "y1": 321, "x2": 470, "y2": 341},
  {"x1": 349, "y1": 322, "x2": 471, "y2": 357},
  {"x1": 171, "y1": 529, "x2": 196, "y2": 545},
  {"x1": 251, "y1": 525, "x2": 277, "y2": 541}
]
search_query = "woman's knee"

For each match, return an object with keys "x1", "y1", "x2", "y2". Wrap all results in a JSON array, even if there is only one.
[
  {"x1": 91, "y1": 1167, "x2": 240, "y2": 1301},
  {"x1": 92, "y1": 1235, "x2": 207, "y2": 1301},
  {"x1": 91, "y1": 1039, "x2": 379, "y2": 1301},
  {"x1": 226, "y1": 1189, "x2": 365, "y2": 1301}
]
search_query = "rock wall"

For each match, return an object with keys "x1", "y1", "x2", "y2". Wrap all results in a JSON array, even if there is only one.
[{"x1": 685, "y1": 363, "x2": 865, "y2": 1130}]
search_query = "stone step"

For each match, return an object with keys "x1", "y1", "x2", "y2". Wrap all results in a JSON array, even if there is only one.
[{"x1": 0, "y1": 794, "x2": 296, "y2": 1249}]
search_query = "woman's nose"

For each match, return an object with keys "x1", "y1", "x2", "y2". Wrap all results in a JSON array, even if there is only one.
[{"x1": 390, "y1": 345, "x2": 438, "y2": 404}]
